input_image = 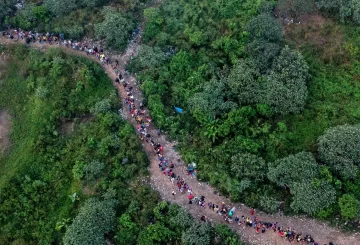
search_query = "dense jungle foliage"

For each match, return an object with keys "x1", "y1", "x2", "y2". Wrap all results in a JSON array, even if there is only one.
[
  {"x1": 1, "y1": 0, "x2": 147, "y2": 49},
  {"x1": 0, "y1": 44, "x2": 243, "y2": 244},
  {"x1": 126, "y1": 0, "x2": 360, "y2": 224}
]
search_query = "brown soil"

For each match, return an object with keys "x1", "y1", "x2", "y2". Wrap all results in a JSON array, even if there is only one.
[
  {"x1": 1, "y1": 33, "x2": 359, "y2": 245},
  {"x1": 0, "y1": 51, "x2": 8, "y2": 84},
  {"x1": 59, "y1": 115, "x2": 94, "y2": 136},
  {"x1": 282, "y1": 12, "x2": 347, "y2": 64},
  {"x1": 0, "y1": 110, "x2": 11, "y2": 155}
]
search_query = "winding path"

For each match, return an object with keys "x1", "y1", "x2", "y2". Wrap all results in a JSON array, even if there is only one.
[{"x1": 0, "y1": 33, "x2": 359, "y2": 245}]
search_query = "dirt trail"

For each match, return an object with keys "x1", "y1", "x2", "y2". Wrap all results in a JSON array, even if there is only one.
[
  {"x1": 0, "y1": 110, "x2": 11, "y2": 154},
  {"x1": 0, "y1": 35, "x2": 359, "y2": 245}
]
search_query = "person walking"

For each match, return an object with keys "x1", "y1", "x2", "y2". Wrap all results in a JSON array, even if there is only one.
[{"x1": 172, "y1": 190, "x2": 176, "y2": 199}]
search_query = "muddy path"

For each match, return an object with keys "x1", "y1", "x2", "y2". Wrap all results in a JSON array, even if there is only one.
[
  {"x1": 0, "y1": 35, "x2": 359, "y2": 245},
  {"x1": 0, "y1": 110, "x2": 11, "y2": 155}
]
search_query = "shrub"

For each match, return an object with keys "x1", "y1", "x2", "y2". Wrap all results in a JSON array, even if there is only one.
[
  {"x1": 63, "y1": 192, "x2": 117, "y2": 245},
  {"x1": 95, "y1": 7, "x2": 134, "y2": 50},
  {"x1": 338, "y1": 194, "x2": 360, "y2": 220},
  {"x1": 318, "y1": 124, "x2": 360, "y2": 179},
  {"x1": 44, "y1": 0, "x2": 77, "y2": 16},
  {"x1": 246, "y1": 13, "x2": 283, "y2": 42}
]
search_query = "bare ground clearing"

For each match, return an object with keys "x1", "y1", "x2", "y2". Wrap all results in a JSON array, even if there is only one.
[{"x1": 0, "y1": 110, "x2": 11, "y2": 155}]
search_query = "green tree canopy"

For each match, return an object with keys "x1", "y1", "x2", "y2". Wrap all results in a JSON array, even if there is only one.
[
  {"x1": 80, "y1": 0, "x2": 109, "y2": 8},
  {"x1": 83, "y1": 160, "x2": 105, "y2": 183},
  {"x1": 189, "y1": 78, "x2": 237, "y2": 119},
  {"x1": 246, "y1": 39, "x2": 281, "y2": 73},
  {"x1": 0, "y1": 0, "x2": 17, "y2": 26},
  {"x1": 90, "y1": 98, "x2": 111, "y2": 115},
  {"x1": 181, "y1": 221, "x2": 213, "y2": 245},
  {"x1": 317, "y1": 124, "x2": 360, "y2": 179},
  {"x1": 227, "y1": 59, "x2": 261, "y2": 105},
  {"x1": 338, "y1": 194, "x2": 360, "y2": 220},
  {"x1": 230, "y1": 153, "x2": 267, "y2": 182},
  {"x1": 246, "y1": 13, "x2": 283, "y2": 42},
  {"x1": 95, "y1": 7, "x2": 134, "y2": 50},
  {"x1": 278, "y1": 0, "x2": 314, "y2": 17},
  {"x1": 138, "y1": 223, "x2": 175, "y2": 245},
  {"x1": 63, "y1": 192, "x2": 117, "y2": 245},
  {"x1": 169, "y1": 208, "x2": 193, "y2": 231},
  {"x1": 268, "y1": 152, "x2": 337, "y2": 214},
  {"x1": 267, "y1": 151, "x2": 319, "y2": 188},
  {"x1": 44, "y1": 0, "x2": 77, "y2": 16},
  {"x1": 316, "y1": 0, "x2": 360, "y2": 25},
  {"x1": 132, "y1": 45, "x2": 166, "y2": 71},
  {"x1": 290, "y1": 180, "x2": 336, "y2": 215},
  {"x1": 143, "y1": 7, "x2": 164, "y2": 40},
  {"x1": 262, "y1": 45, "x2": 309, "y2": 115}
]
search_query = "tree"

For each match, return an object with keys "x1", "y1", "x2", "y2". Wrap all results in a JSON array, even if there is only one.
[
  {"x1": 261, "y1": 45, "x2": 309, "y2": 115},
  {"x1": 83, "y1": 160, "x2": 105, "y2": 183},
  {"x1": 182, "y1": 221, "x2": 213, "y2": 245},
  {"x1": 132, "y1": 45, "x2": 166, "y2": 71},
  {"x1": 259, "y1": 194, "x2": 279, "y2": 214},
  {"x1": 72, "y1": 161, "x2": 86, "y2": 180},
  {"x1": 290, "y1": 180, "x2": 336, "y2": 215},
  {"x1": 63, "y1": 191, "x2": 117, "y2": 245},
  {"x1": 31, "y1": 5, "x2": 51, "y2": 23},
  {"x1": 90, "y1": 99, "x2": 111, "y2": 116},
  {"x1": 268, "y1": 152, "x2": 337, "y2": 214},
  {"x1": 43, "y1": 0, "x2": 77, "y2": 16},
  {"x1": 81, "y1": 0, "x2": 109, "y2": 8},
  {"x1": 317, "y1": 124, "x2": 360, "y2": 179},
  {"x1": 258, "y1": 1, "x2": 275, "y2": 15},
  {"x1": 95, "y1": 7, "x2": 134, "y2": 50},
  {"x1": 278, "y1": 0, "x2": 314, "y2": 17},
  {"x1": 142, "y1": 223, "x2": 175, "y2": 244},
  {"x1": 143, "y1": 7, "x2": 164, "y2": 40},
  {"x1": 267, "y1": 152, "x2": 319, "y2": 188},
  {"x1": 189, "y1": 78, "x2": 237, "y2": 120},
  {"x1": 117, "y1": 214, "x2": 139, "y2": 245},
  {"x1": 0, "y1": 0, "x2": 17, "y2": 26},
  {"x1": 246, "y1": 13, "x2": 283, "y2": 42},
  {"x1": 169, "y1": 208, "x2": 192, "y2": 231},
  {"x1": 338, "y1": 194, "x2": 360, "y2": 220},
  {"x1": 227, "y1": 59, "x2": 261, "y2": 105},
  {"x1": 316, "y1": 0, "x2": 360, "y2": 25},
  {"x1": 230, "y1": 153, "x2": 267, "y2": 182},
  {"x1": 214, "y1": 224, "x2": 243, "y2": 245},
  {"x1": 246, "y1": 39, "x2": 281, "y2": 73}
]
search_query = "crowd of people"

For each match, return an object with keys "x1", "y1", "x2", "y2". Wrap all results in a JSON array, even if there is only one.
[
  {"x1": 1, "y1": 28, "x2": 337, "y2": 245},
  {"x1": 117, "y1": 39, "x2": 333, "y2": 245},
  {"x1": 2, "y1": 28, "x2": 114, "y2": 65}
]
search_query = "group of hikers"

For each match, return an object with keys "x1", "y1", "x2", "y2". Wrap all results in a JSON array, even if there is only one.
[
  {"x1": 1, "y1": 27, "x2": 337, "y2": 245},
  {"x1": 2, "y1": 28, "x2": 113, "y2": 65},
  {"x1": 119, "y1": 61, "x2": 328, "y2": 245}
]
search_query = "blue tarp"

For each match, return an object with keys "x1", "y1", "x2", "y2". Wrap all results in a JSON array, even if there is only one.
[{"x1": 174, "y1": 106, "x2": 183, "y2": 114}]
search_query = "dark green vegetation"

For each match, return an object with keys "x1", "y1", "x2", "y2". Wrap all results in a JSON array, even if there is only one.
[
  {"x1": 118, "y1": 201, "x2": 244, "y2": 245},
  {"x1": 0, "y1": 44, "x2": 245, "y2": 244},
  {"x1": 128, "y1": 0, "x2": 360, "y2": 224},
  {"x1": 0, "y1": 44, "x2": 147, "y2": 244},
  {"x1": 1, "y1": 0, "x2": 147, "y2": 49}
]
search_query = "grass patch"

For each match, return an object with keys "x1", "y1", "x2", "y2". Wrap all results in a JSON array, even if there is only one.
[
  {"x1": 0, "y1": 44, "x2": 118, "y2": 243},
  {"x1": 274, "y1": 19, "x2": 360, "y2": 158}
]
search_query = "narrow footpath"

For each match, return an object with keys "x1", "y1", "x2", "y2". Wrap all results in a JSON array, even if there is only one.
[{"x1": 0, "y1": 34, "x2": 359, "y2": 245}]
